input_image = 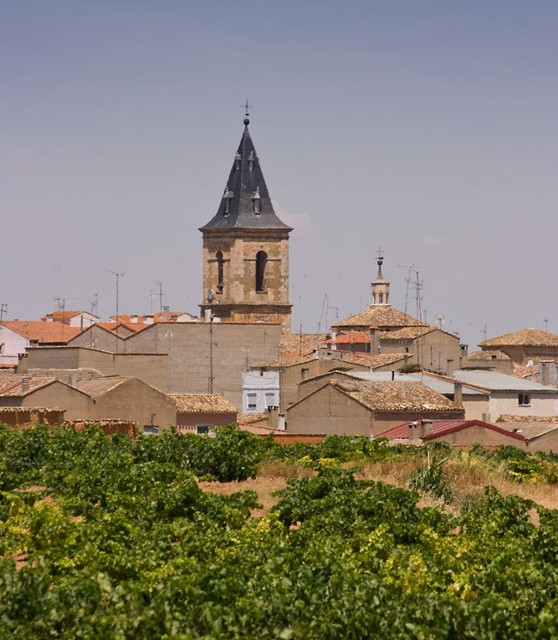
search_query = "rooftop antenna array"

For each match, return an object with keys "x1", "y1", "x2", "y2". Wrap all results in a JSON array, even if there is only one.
[
  {"x1": 107, "y1": 270, "x2": 125, "y2": 353},
  {"x1": 157, "y1": 282, "x2": 164, "y2": 314},
  {"x1": 53, "y1": 297, "x2": 66, "y2": 313},
  {"x1": 317, "y1": 294, "x2": 339, "y2": 333},
  {"x1": 90, "y1": 293, "x2": 98, "y2": 317}
]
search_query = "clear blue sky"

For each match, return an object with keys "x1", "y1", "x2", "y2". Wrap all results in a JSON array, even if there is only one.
[{"x1": 2, "y1": 1, "x2": 557, "y2": 349}]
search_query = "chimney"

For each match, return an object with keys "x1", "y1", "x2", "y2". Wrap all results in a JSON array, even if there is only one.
[
  {"x1": 369, "y1": 326, "x2": 379, "y2": 355},
  {"x1": 21, "y1": 377, "x2": 30, "y2": 394},
  {"x1": 163, "y1": 306, "x2": 171, "y2": 321},
  {"x1": 453, "y1": 382, "x2": 463, "y2": 407},
  {"x1": 330, "y1": 328, "x2": 337, "y2": 351},
  {"x1": 541, "y1": 360, "x2": 551, "y2": 386},
  {"x1": 408, "y1": 420, "x2": 420, "y2": 442},
  {"x1": 420, "y1": 419, "x2": 433, "y2": 439}
]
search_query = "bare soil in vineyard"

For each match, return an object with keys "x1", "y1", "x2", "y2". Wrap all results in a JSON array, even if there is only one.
[{"x1": 199, "y1": 458, "x2": 558, "y2": 514}]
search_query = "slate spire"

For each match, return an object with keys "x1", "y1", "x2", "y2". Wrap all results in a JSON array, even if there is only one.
[{"x1": 200, "y1": 116, "x2": 292, "y2": 231}]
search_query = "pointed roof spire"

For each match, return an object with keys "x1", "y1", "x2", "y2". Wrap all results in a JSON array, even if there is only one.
[
  {"x1": 371, "y1": 248, "x2": 390, "y2": 307},
  {"x1": 200, "y1": 113, "x2": 292, "y2": 231}
]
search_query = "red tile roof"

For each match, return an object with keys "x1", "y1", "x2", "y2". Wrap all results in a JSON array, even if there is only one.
[
  {"x1": 1, "y1": 321, "x2": 82, "y2": 344},
  {"x1": 378, "y1": 419, "x2": 525, "y2": 441}
]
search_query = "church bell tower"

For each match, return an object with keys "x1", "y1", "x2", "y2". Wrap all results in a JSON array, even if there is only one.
[{"x1": 199, "y1": 113, "x2": 292, "y2": 332}]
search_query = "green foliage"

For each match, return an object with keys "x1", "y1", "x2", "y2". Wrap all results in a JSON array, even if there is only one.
[
  {"x1": 0, "y1": 425, "x2": 558, "y2": 637},
  {"x1": 409, "y1": 450, "x2": 453, "y2": 503}
]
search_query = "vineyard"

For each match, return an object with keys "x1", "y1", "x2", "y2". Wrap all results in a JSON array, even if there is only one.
[{"x1": 1, "y1": 424, "x2": 558, "y2": 638}]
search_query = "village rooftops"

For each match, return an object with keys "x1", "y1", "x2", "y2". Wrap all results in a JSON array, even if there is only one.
[
  {"x1": 378, "y1": 419, "x2": 526, "y2": 442},
  {"x1": 480, "y1": 328, "x2": 558, "y2": 349},
  {"x1": 170, "y1": 394, "x2": 237, "y2": 414},
  {"x1": 1, "y1": 321, "x2": 82, "y2": 344},
  {"x1": 332, "y1": 306, "x2": 428, "y2": 331},
  {"x1": 327, "y1": 379, "x2": 458, "y2": 413},
  {"x1": 0, "y1": 375, "x2": 58, "y2": 397},
  {"x1": 453, "y1": 370, "x2": 558, "y2": 393}
]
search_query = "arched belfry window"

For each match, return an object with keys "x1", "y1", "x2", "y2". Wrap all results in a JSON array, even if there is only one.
[
  {"x1": 255, "y1": 251, "x2": 267, "y2": 292},
  {"x1": 234, "y1": 152, "x2": 241, "y2": 171},
  {"x1": 216, "y1": 251, "x2": 224, "y2": 293},
  {"x1": 248, "y1": 150, "x2": 255, "y2": 172}
]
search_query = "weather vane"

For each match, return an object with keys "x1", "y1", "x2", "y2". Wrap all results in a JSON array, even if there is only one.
[{"x1": 242, "y1": 99, "x2": 253, "y2": 119}]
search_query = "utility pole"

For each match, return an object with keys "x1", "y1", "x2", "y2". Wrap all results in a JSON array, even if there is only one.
[
  {"x1": 0, "y1": 304, "x2": 7, "y2": 322},
  {"x1": 157, "y1": 282, "x2": 164, "y2": 313}
]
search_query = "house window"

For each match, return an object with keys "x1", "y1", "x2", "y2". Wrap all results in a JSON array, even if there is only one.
[
  {"x1": 247, "y1": 393, "x2": 257, "y2": 411},
  {"x1": 518, "y1": 393, "x2": 531, "y2": 406},
  {"x1": 216, "y1": 251, "x2": 224, "y2": 293},
  {"x1": 196, "y1": 425, "x2": 210, "y2": 435},
  {"x1": 255, "y1": 251, "x2": 267, "y2": 292},
  {"x1": 265, "y1": 392, "x2": 276, "y2": 408},
  {"x1": 301, "y1": 368, "x2": 309, "y2": 380}
]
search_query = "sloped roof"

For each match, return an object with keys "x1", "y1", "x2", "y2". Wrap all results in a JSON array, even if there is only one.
[
  {"x1": 348, "y1": 371, "x2": 483, "y2": 397},
  {"x1": 170, "y1": 394, "x2": 237, "y2": 414},
  {"x1": 45, "y1": 310, "x2": 98, "y2": 321},
  {"x1": 467, "y1": 349, "x2": 511, "y2": 361},
  {"x1": 333, "y1": 379, "x2": 458, "y2": 412},
  {"x1": 480, "y1": 328, "x2": 558, "y2": 348},
  {"x1": 453, "y1": 369, "x2": 558, "y2": 393},
  {"x1": 1, "y1": 321, "x2": 82, "y2": 344},
  {"x1": 332, "y1": 306, "x2": 427, "y2": 330},
  {"x1": 326, "y1": 331, "x2": 370, "y2": 345},
  {"x1": 378, "y1": 419, "x2": 525, "y2": 441},
  {"x1": 0, "y1": 375, "x2": 57, "y2": 397},
  {"x1": 280, "y1": 333, "x2": 329, "y2": 355},
  {"x1": 73, "y1": 377, "x2": 129, "y2": 397},
  {"x1": 199, "y1": 118, "x2": 291, "y2": 231},
  {"x1": 336, "y1": 352, "x2": 412, "y2": 369},
  {"x1": 379, "y1": 326, "x2": 436, "y2": 341}
]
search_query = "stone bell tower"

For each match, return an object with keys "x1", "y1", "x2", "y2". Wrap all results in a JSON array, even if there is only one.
[{"x1": 199, "y1": 113, "x2": 292, "y2": 333}]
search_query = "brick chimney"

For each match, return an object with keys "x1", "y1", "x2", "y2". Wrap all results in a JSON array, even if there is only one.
[{"x1": 369, "y1": 326, "x2": 379, "y2": 355}]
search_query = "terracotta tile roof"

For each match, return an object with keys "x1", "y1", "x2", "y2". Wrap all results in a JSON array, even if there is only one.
[
  {"x1": 336, "y1": 352, "x2": 412, "y2": 369},
  {"x1": 170, "y1": 394, "x2": 237, "y2": 414},
  {"x1": 466, "y1": 349, "x2": 511, "y2": 361},
  {"x1": 379, "y1": 419, "x2": 525, "y2": 441},
  {"x1": 258, "y1": 353, "x2": 319, "y2": 368},
  {"x1": 73, "y1": 377, "x2": 129, "y2": 397},
  {"x1": 0, "y1": 375, "x2": 57, "y2": 397},
  {"x1": 332, "y1": 306, "x2": 427, "y2": 330},
  {"x1": 379, "y1": 326, "x2": 435, "y2": 341},
  {"x1": 1, "y1": 321, "x2": 82, "y2": 344},
  {"x1": 333, "y1": 379, "x2": 458, "y2": 412},
  {"x1": 280, "y1": 333, "x2": 329, "y2": 355},
  {"x1": 326, "y1": 331, "x2": 370, "y2": 345},
  {"x1": 46, "y1": 310, "x2": 84, "y2": 320},
  {"x1": 480, "y1": 328, "x2": 558, "y2": 348}
]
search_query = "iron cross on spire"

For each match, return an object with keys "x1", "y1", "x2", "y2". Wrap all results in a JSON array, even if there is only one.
[
  {"x1": 375, "y1": 246, "x2": 384, "y2": 263},
  {"x1": 242, "y1": 99, "x2": 253, "y2": 119}
]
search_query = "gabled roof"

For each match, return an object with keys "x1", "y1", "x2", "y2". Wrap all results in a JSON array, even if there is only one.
[
  {"x1": 280, "y1": 333, "x2": 329, "y2": 355},
  {"x1": 332, "y1": 306, "x2": 427, "y2": 330},
  {"x1": 44, "y1": 310, "x2": 98, "y2": 321},
  {"x1": 325, "y1": 331, "x2": 370, "y2": 345},
  {"x1": 0, "y1": 375, "x2": 57, "y2": 397},
  {"x1": 480, "y1": 328, "x2": 558, "y2": 348},
  {"x1": 378, "y1": 419, "x2": 526, "y2": 441},
  {"x1": 0, "y1": 321, "x2": 82, "y2": 344},
  {"x1": 453, "y1": 369, "x2": 558, "y2": 393},
  {"x1": 379, "y1": 326, "x2": 436, "y2": 341},
  {"x1": 322, "y1": 379, "x2": 458, "y2": 413},
  {"x1": 467, "y1": 349, "x2": 511, "y2": 361},
  {"x1": 347, "y1": 371, "x2": 483, "y2": 397},
  {"x1": 199, "y1": 118, "x2": 291, "y2": 231},
  {"x1": 170, "y1": 394, "x2": 237, "y2": 414},
  {"x1": 73, "y1": 377, "x2": 130, "y2": 397}
]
